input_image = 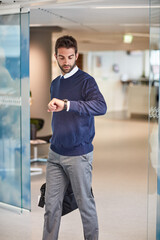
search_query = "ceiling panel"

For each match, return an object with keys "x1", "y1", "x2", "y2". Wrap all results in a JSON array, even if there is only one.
[
  {"x1": 30, "y1": 1, "x2": 150, "y2": 50},
  {"x1": 30, "y1": 5, "x2": 150, "y2": 40}
]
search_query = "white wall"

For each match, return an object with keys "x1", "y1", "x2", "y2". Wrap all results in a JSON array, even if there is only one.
[{"x1": 87, "y1": 50, "x2": 149, "y2": 112}]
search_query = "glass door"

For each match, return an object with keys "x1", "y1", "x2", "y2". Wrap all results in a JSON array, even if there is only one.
[
  {"x1": 148, "y1": 0, "x2": 160, "y2": 239},
  {"x1": 0, "y1": 9, "x2": 31, "y2": 210}
]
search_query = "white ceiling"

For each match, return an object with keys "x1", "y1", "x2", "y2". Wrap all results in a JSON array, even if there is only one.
[
  {"x1": 1, "y1": 0, "x2": 159, "y2": 51},
  {"x1": 30, "y1": 0, "x2": 150, "y2": 51}
]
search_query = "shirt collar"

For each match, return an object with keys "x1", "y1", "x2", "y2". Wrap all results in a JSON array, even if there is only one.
[{"x1": 61, "y1": 66, "x2": 79, "y2": 79}]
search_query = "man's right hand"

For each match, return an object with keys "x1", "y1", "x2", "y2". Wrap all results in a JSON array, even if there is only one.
[{"x1": 48, "y1": 98, "x2": 64, "y2": 112}]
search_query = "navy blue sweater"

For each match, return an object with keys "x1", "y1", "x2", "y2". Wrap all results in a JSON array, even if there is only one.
[{"x1": 50, "y1": 69, "x2": 107, "y2": 156}]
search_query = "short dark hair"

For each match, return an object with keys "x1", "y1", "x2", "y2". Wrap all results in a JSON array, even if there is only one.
[{"x1": 55, "y1": 35, "x2": 78, "y2": 55}]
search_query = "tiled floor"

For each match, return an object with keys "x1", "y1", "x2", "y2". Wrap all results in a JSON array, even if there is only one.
[{"x1": 0, "y1": 116, "x2": 150, "y2": 240}]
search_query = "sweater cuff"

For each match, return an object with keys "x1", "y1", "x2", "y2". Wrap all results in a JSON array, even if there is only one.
[{"x1": 69, "y1": 101, "x2": 78, "y2": 112}]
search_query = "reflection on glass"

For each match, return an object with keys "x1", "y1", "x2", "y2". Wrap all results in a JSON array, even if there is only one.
[
  {"x1": 0, "y1": 13, "x2": 30, "y2": 210},
  {"x1": 0, "y1": 14, "x2": 21, "y2": 208}
]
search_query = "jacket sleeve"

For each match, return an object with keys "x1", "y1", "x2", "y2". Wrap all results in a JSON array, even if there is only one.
[{"x1": 69, "y1": 77, "x2": 107, "y2": 116}]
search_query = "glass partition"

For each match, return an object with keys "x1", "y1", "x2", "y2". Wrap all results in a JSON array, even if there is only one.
[
  {"x1": 148, "y1": 1, "x2": 160, "y2": 239},
  {"x1": 0, "y1": 11, "x2": 30, "y2": 210}
]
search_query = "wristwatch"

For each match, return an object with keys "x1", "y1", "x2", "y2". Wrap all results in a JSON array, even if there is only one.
[{"x1": 63, "y1": 99, "x2": 68, "y2": 111}]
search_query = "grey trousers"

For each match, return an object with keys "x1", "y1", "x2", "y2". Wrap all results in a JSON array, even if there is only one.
[{"x1": 42, "y1": 149, "x2": 99, "y2": 240}]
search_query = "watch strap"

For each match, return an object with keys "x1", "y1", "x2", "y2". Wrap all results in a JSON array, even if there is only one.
[{"x1": 63, "y1": 99, "x2": 68, "y2": 111}]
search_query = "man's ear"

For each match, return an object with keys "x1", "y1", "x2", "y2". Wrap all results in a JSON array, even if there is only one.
[
  {"x1": 76, "y1": 53, "x2": 79, "y2": 60},
  {"x1": 54, "y1": 53, "x2": 57, "y2": 60}
]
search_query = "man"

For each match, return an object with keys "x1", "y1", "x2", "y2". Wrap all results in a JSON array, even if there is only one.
[{"x1": 43, "y1": 35, "x2": 107, "y2": 240}]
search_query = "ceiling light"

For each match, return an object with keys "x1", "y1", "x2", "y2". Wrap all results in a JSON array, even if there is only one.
[{"x1": 123, "y1": 34, "x2": 133, "y2": 44}]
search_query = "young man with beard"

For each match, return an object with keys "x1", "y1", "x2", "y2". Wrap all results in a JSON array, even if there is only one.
[{"x1": 42, "y1": 35, "x2": 107, "y2": 240}]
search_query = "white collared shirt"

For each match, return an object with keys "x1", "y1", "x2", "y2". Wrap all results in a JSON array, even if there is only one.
[{"x1": 61, "y1": 65, "x2": 79, "y2": 79}]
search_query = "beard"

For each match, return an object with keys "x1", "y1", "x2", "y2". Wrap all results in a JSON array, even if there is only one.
[{"x1": 58, "y1": 61, "x2": 76, "y2": 74}]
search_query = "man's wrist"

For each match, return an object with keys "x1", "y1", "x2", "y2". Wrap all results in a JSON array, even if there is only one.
[{"x1": 63, "y1": 99, "x2": 70, "y2": 111}]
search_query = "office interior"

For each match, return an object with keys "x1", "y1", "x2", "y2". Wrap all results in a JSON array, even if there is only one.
[{"x1": 0, "y1": 0, "x2": 160, "y2": 240}]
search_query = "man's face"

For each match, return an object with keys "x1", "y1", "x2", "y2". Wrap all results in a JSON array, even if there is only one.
[{"x1": 55, "y1": 47, "x2": 78, "y2": 75}]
